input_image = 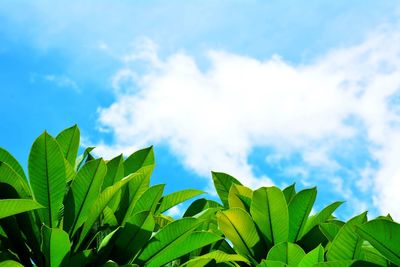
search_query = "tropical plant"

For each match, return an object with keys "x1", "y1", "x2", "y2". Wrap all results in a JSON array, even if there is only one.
[
  {"x1": 0, "y1": 125, "x2": 400, "y2": 267},
  {"x1": 0, "y1": 125, "x2": 217, "y2": 266}
]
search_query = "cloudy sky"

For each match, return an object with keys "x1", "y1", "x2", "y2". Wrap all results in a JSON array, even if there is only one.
[{"x1": 1, "y1": 1, "x2": 400, "y2": 219}]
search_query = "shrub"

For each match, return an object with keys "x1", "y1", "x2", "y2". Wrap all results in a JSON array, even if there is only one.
[{"x1": 0, "y1": 125, "x2": 399, "y2": 266}]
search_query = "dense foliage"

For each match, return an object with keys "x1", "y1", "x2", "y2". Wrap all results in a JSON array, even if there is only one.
[{"x1": 0, "y1": 125, "x2": 399, "y2": 266}]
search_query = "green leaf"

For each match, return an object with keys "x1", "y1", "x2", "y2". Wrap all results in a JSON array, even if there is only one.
[
  {"x1": 103, "y1": 155, "x2": 124, "y2": 190},
  {"x1": 120, "y1": 167, "x2": 152, "y2": 225},
  {"x1": 257, "y1": 260, "x2": 288, "y2": 267},
  {"x1": 283, "y1": 183, "x2": 296, "y2": 204},
  {"x1": 114, "y1": 211, "x2": 155, "y2": 264},
  {"x1": 313, "y1": 261, "x2": 354, "y2": 267},
  {"x1": 356, "y1": 219, "x2": 400, "y2": 265},
  {"x1": 267, "y1": 242, "x2": 306, "y2": 266},
  {"x1": 301, "y1": 201, "x2": 343, "y2": 239},
  {"x1": 56, "y1": 125, "x2": 80, "y2": 166},
  {"x1": 288, "y1": 187, "x2": 317, "y2": 242},
  {"x1": 28, "y1": 131, "x2": 66, "y2": 227},
  {"x1": 75, "y1": 173, "x2": 138, "y2": 250},
  {"x1": 130, "y1": 184, "x2": 165, "y2": 216},
  {"x1": 320, "y1": 222, "x2": 342, "y2": 242},
  {"x1": 124, "y1": 146, "x2": 155, "y2": 176},
  {"x1": 141, "y1": 231, "x2": 221, "y2": 267},
  {"x1": 298, "y1": 244, "x2": 324, "y2": 267},
  {"x1": 327, "y1": 212, "x2": 367, "y2": 261},
  {"x1": 250, "y1": 186, "x2": 289, "y2": 245},
  {"x1": 41, "y1": 226, "x2": 71, "y2": 267},
  {"x1": 0, "y1": 147, "x2": 27, "y2": 182},
  {"x1": 211, "y1": 172, "x2": 242, "y2": 207},
  {"x1": 156, "y1": 189, "x2": 204, "y2": 214},
  {"x1": 0, "y1": 199, "x2": 43, "y2": 219},
  {"x1": 228, "y1": 184, "x2": 253, "y2": 211},
  {"x1": 217, "y1": 208, "x2": 262, "y2": 261},
  {"x1": 0, "y1": 261, "x2": 25, "y2": 267},
  {"x1": 75, "y1": 147, "x2": 95, "y2": 171},
  {"x1": 360, "y1": 246, "x2": 391, "y2": 267},
  {"x1": 102, "y1": 206, "x2": 118, "y2": 227},
  {"x1": 0, "y1": 162, "x2": 31, "y2": 198},
  {"x1": 183, "y1": 198, "x2": 222, "y2": 217},
  {"x1": 64, "y1": 158, "x2": 107, "y2": 236},
  {"x1": 182, "y1": 251, "x2": 250, "y2": 266},
  {"x1": 104, "y1": 155, "x2": 124, "y2": 212}
]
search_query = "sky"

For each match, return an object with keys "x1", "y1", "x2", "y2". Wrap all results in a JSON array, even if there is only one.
[{"x1": 1, "y1": 1, "x2": 400, "y2": 220}]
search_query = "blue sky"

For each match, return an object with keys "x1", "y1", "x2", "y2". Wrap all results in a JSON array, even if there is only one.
[{"x1": 1, "y1": 1, "x2": 400, "y2": 219}]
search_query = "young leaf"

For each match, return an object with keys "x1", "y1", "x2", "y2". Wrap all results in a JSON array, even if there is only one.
[
  {"x1": 28, "y1": 131, "x2": 66, "y2": 227},
  {"x1": 0, "y1": 199, "x2": 43, "y2": 219},
  {"x1": 250, "y1": 186, "x2": 289, "y2": 245},
  {"x1": 326, "y1": 212, "x2": 367, "y2": 261},
  {"x1": 41, "y1": 226, "x2": 71, "y2": 267},
  {"x1": 217, "y1": 208, "x2": 262, "y2": 261},
  {"x1": 75, "y1": 147, "x2": 95, "y2": 171},
  {"x1": 211, "y1": 172, "x2": 242, "y2": 207},
  {"x1": 356, "y1": 219, "x2": 400, "y2": 265},
  {"x1": 56, "y1": 125, "x2": 80, "y2": 167},
  {"x1": 228, "y1": 184, "x2": 253, "y2": 211}
]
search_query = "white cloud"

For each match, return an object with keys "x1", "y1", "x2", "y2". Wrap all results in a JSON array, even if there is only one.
[{"x1": 96, "y1": 25, "x2": 400, "y2": 219}]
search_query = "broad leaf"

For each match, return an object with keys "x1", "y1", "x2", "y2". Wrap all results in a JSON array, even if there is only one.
[
  {"x1": 103, "y1": 155, "x2": 124, "y2": 212},
  {"x1": 41, "y1": 226, "x2": 70, "y2": 267},
  {"x1": 298, "y1": 244, "x2": 324, "y2": 267},
  {"x1": 75, "y1": 147, "x2": 95, "y2": 171},
  {"x1": 0, "y1": 261, "x2": 25, "y2": 267},
  {"x1": 76, "y1": 173, "x2": 138, "y2": 250},
  {"x1": 288, "y1": 187, "x2": 316, "y2": 242},
  {"x1": 120, "y1": 167, "x2": 152, "y2": 224},
  {"x1": 283, "y1": 183, "x2": 296, "y2": 204},
  {"x1": 250, "y1": 186, "x2": 289, "y2": 245},
  {"x1": 228, "y1": 184, "x2": 253, "y2": 211},
  {"x1": 137, "y1": 217, "x2": 211, "y2": 266},
  {"x1": 64, "y1": 158, "x2": 107, "y2": 236},
  {"x1": 0, "y1": 162, "x2": 31, "y2": 198},
  {"x1": 217, "y1": 208, "x2": 262, "y2": 261},
  {"x1": 267, "y1": 242, "x2": 306, "y2": 266},
  {"x1": 0, "y1": 199, "x2": 43, "y2": 219},
  {"x1": 140, "y1": 231, "x2": 221, "y2": 267},
  {"x1": 182, "y1": 250, "x2": 250, "y2": 266},
  {"x1": 56, "y1": 124, "x2": 80, "y2": 166},
  {"x1": 184, "y1": 198, "x2": 222, "y2": 217},
  {"x1": 130, "y1": 184, "x2": 164, "y2": 216},
  {"x1": 356, "y1": 219, "x2": 400, "y2": 265},
  {"x1": 28, "y1": 131, "x2": 66, "y2": 227},
  {"x1": 327, "y1": 212, "x2": 367, "y2": 261},
  {"x1": 0, "y1": 147, "x2": 27, "y2": 182},
  {"x1": 124, "y1": 146, "x2": 155, "y2": 176},
  {"x1": 301, "y1": 201, "x2": 343, "y2": 238},
  {"x1": 156, "y1": 189, "x2": 204, "y2": 214},
  {"x1": 320, "y1": 222, "x2": 342, "y2": 242},
  {"x1": 212, "y1": 171, "x2": 242, "y2": 207},
  {"x1": 114, "y1": 211, "x2": 155, "y2": 264}
]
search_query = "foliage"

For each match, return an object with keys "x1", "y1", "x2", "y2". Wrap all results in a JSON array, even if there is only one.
[{"x1": 0, "y1": 125, "x2": 399, "y2": 266}]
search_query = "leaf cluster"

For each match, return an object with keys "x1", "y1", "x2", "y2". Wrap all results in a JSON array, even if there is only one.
[{"x1": 0, "y1": 125, "x2": 399, "y2": 267}]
